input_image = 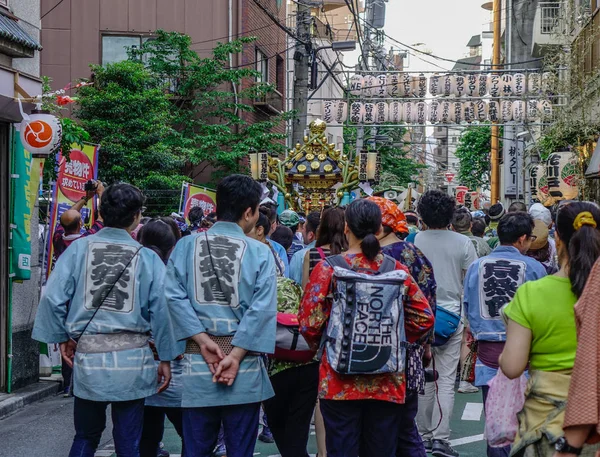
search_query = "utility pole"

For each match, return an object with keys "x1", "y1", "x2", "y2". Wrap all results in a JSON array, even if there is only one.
[
  {"x1": 291, "y1": 2, "x2": 311, "y2": 147},
  {"x1": 490, "y1": 0, "x2": 502, "y2": 203}
]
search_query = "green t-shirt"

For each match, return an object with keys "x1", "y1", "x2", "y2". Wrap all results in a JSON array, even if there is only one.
[{"x1": 503, "y1": 275, "x2": 577, "y2": 372}]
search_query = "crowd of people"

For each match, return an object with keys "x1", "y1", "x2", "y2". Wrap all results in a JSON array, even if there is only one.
[{"x1": 33, "y1": 175, "x2": 600, "y2": 457}]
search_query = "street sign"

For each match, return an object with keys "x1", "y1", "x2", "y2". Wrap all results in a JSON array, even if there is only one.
[{"x1": 445, "y1": 172, "x2": 455, "y2": 183}]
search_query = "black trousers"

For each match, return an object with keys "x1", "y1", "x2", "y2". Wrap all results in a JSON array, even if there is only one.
[
  {"x1": 140, "y1": 406, "x2": 185, "y2": 457},
  {"x1": 320, "y1": 398, "x2": 405, "y2": 457},
  {"x1": 263, "y1": 363, "x2": 319, "y2": 457}
]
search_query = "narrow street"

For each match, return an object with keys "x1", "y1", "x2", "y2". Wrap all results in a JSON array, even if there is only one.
[{"x1": 0, "y1": 390, "x2": 487, "y2": 457}]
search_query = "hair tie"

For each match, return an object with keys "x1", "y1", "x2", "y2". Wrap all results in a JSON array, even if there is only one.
[{"x1": 573, "y1": 211, "x2": 598, "y2": 231}]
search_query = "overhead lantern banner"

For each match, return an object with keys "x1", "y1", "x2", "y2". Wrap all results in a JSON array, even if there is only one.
[
  {"x1": 46, "y1": 143, "x2": 100, "y2": 277},
  {"x1": 10, "y1": 125, "x2": 33, "y2": 280},
  {"x1": 181, "y1": 183, "x2": 217, "y2": 220}
]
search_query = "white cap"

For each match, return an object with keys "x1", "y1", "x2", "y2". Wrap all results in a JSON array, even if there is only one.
[
  {"x1": 529, "y1": 203, "x2": 552, "y2": 227},
  {"x1": 260, "y1": 197, "x2": 277, "y2": 206}
]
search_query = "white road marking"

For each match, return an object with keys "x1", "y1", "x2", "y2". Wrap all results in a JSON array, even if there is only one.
[
  {"x1": 450, "y1": 433, "x2": 485, "y2": 447},
  {"x1": 461, "y1": 402, "x2": 484, "y2": 421}
]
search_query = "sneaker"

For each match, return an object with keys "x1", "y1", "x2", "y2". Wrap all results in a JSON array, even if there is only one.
[
  {"x1": 423, "y1": 439, "x2": 433, "y2": 453},
  {"x1": 213, "y1": 442, "x2": 226, "y2": 457},
  {"x1": 458, "y1": 381, "x2": 479, "y2": 393},
  {"x1": 258, "y1": 425, "x2": 275, "y2": 443},
  {"x1": 432, "y1": 440, "x2": 459, "y2": 457},
  {"x1": 157, "y1": 448, "x2": 170, "y2": 457}
]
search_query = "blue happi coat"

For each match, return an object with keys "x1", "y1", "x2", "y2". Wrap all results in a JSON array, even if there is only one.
[
  {"x1": 32, "y1": 227, "x2": 178, "y2": 402},
  {"x1": 165, "y1": 221, "x2": 277, "y2": 408}
]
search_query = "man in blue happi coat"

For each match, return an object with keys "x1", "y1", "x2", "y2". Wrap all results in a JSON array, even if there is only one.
[
  {"x1": 33, "y1": 183, "x2": 177, "y2": 457},
  {"x1": 165, "y1": 174, "x2": 277, "y2": 457}
]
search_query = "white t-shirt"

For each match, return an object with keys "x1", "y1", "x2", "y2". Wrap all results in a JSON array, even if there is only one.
[{"x1": 414, "y1": 229, "x2": 478, "y2": 314}]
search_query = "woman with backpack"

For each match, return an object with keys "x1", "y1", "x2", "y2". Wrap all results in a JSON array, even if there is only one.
[
  {"x1": 367, "y1": 196, "x2": 436, "y2": 457},
  {"x1": 299, "y1": 199, "x2": 434, "y2": 457},
  {"x1": 499, "y1": 202, "x2": 600, "y2": 457}
]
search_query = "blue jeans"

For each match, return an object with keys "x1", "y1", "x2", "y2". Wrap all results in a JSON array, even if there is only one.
[
  {"x1": 140, "y1": 406, "x2": 185, "y2": 457},
  {"x1": 183, "y1": 402, "x2": 260, "y2": 457},
  {"x1": 482, "y1": 385, "x2": 511, "y2": 457},
  {"x1": 69, "y1": 396, "x2": 145, "y2": 457},
  {"x1": 397, "y1": 392, "x2": 427, "y2": 457}
]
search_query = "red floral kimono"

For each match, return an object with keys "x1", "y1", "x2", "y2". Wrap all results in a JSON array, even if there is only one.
[{"x1": 298, "y1": 252, "x2": 434, "y2": 404}]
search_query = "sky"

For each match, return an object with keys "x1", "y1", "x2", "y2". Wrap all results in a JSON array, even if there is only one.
[{"x1": 345, "y1": 0, "x2": 492, "y2": 73}]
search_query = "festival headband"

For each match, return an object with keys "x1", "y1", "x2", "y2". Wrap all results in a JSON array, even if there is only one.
[{"x1": 573, "y1": 211, "x2": 597, "y2": 231}]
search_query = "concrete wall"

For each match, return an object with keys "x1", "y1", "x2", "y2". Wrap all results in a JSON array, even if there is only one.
[
  {"x1": 12, "y1": 0, "x2": 42, "y2": 77},
  {"x1": 509, "y1": 0, "x2": 543, "y2": 70}
]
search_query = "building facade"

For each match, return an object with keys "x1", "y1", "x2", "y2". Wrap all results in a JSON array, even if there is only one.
[
  {"x1": 0, "y1": 0, "x2": 43, "y2": 393},
  {"x1": 40, "y1": 0, "x2": 288, "y2": 148}
]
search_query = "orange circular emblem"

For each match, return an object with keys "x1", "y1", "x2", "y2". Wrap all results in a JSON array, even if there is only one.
[{"x1": 24, "y1": 120, "x2": 53, "y2": 148}]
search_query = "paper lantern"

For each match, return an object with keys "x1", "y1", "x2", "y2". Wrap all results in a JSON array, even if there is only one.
[
  {"x1": 512, "y1": 73, "x2": 526, "y2": 97},
  {"x1": 388, "y1": 73, "x2": 400, "y2": 97},
  {"x1": 528, "y1": 73, "x2": 541, "y2": 94},
  {"x1": 488, "y1": 101, "x2": 500, "y2": 122},
  {"x1": 375, "y1": 102, "x2": 388, "y2": 123},
  {"x1": 500, "y1": 74, "x2": 513, "y2": 97},
  {"x1": 501, "y1": 100, "x2": 513, "y2": 122},
  {"x1": 399, "y1": 74, "x2": 412, "y2": 97},
  {"x1": 415, "y1": 101, "x2": 427, "y2": 124},
  {"x1": 335, "y1": 101, "x2": 348, "y2": 123},
  {"x1": 475, "y1": 100, "x2": 488, "y2": 122},
  {"x1": 376, "y1": 74, "x2": 387, "y2": 98},
  {"x1": 349, "y1": 102, "x2": 363, "y2": 123},
  {"x1": 538, "y1": 100, "x2": 553, "y2": 120},
  {"x1": 456, "y1": 186, "x2": 469, "y2": 205},
  {"x1": 428, "y1": 101, "x2": 441, "y2": 124},
  {"x1": 478, "y1": 74, "x2": 489, "y2": 97},
  {"x1": 363, "y1": 75, "x2": 377, "y2": 97},
  {"x1": 512, "y1": 100, "x2": 526, "y2": 123},
  {"x1": 363, "y1": 102, "x2": 376, "y2": 123},
  {"x1": 349, "y1": 74, "x2": 363, "y2": 96},
  {"x1": 440, "y1": 101, "x2": 453, "y2": 123},
  {"x1": 488, "y1": 74, "x2": 501, "y2": 98},
  {"x1": 20, "y1": 110, "x2": 62, "y2": 157},
  {"x1": 471, "y1": 191, "x2": 481, "y2": 210},
  {"x1": 464, "y1": 101, "x2": 476, "y2": 123},
  {"x1": 530, "y1": 164, "x2": 550, "y2": 204},
  {"x1": 389, "y1": 101, "x2": 403, "y2": 123},
  {"x1": 322, "y1": 100, "x2": 336, "y2": 124},
  {"x1": 412, "y1": 73, "x2": 428, "y2": 99},
  {"x1": 454, "y1": 75, "x2": 467, "y2": 97},
  {"x1": 403, "y1": 102, "x2": 416, "y2": 123},
  {"x1": 465, "y1": 74, "x2": 478, "y2": 97},
  {"x1": 442, "y1": 74, "x2": 456, "y2": 97},
  {"x1": 453, "y1": 102, "x2": 464, "y2": 124},
  {"x1": 527, "y1": 99, "x2": 539, "y2": 121},
  {"x1": 429, "y1": 74, "x2": 442, "y2": 97},
  {"x1": 546, "y1": 152, "x2": 579, "y2": 200}
]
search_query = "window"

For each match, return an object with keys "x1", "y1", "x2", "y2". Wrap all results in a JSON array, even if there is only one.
[
  {"x1": 102, "y1": 35, "x2": 153, "y2": 66},
  {"x1": 255, "y1": 48, "x2": 269, "y2": 83}
]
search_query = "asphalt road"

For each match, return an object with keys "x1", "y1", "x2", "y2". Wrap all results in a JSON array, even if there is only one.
[{"x1": 0, "y1": 389, "x2": 487, "y2": 457}]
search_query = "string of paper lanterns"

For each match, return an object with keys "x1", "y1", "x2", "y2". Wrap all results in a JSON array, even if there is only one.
[
  {"x1": 348, "y1": 72, "x2": 557, "y2": 99},
  {"x1": 323, "y1": 99, "x2": 553, "y2": 125}
]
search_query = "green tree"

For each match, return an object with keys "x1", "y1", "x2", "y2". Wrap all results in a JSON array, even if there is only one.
[
  {"x1": 75, "y1": 61, "x2": 189, "y2": 192},
  {"x1": 343, "y1": 125, "x2": 425, "y2": 190},
  {"x1": 455, "y1": 125, "x2": 498, "y2": 191},
  {"x1": 129, "y1": 30, "x2": 292, "y2": 179}
]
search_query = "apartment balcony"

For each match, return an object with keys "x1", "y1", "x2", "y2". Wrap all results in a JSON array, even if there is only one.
[
  {"x1": 532, "y1": 2, "x2": 566, "y2": 57},
  {"x1": 254, "y1": 88, "x2": 284, "y2": 115},
  {"x1": 321, "y1": 0, "x2": 363, "y2": 12}
]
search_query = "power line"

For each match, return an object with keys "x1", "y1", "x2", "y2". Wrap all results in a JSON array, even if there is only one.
[{"x1": 41, "y1": 0, "x2": 66, "y2": 20}]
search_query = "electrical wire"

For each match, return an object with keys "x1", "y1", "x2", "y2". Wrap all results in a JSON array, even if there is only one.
[{"x1": 41, "y1": 0, "x2": 66, "y2": 20}]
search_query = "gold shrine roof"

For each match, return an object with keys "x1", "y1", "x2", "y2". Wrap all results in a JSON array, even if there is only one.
[{"x1": 285, "y1": 119, "x2": 343, "y2": 180}]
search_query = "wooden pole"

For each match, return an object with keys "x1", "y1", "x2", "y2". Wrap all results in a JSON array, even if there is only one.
[{"x1": 490, "y1": 0, "x2": 502, "y2": 203}]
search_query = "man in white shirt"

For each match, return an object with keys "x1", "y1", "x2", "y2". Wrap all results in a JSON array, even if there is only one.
[{"x1": 414, "y1": 191, "x2": 478, "y2": 457}]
